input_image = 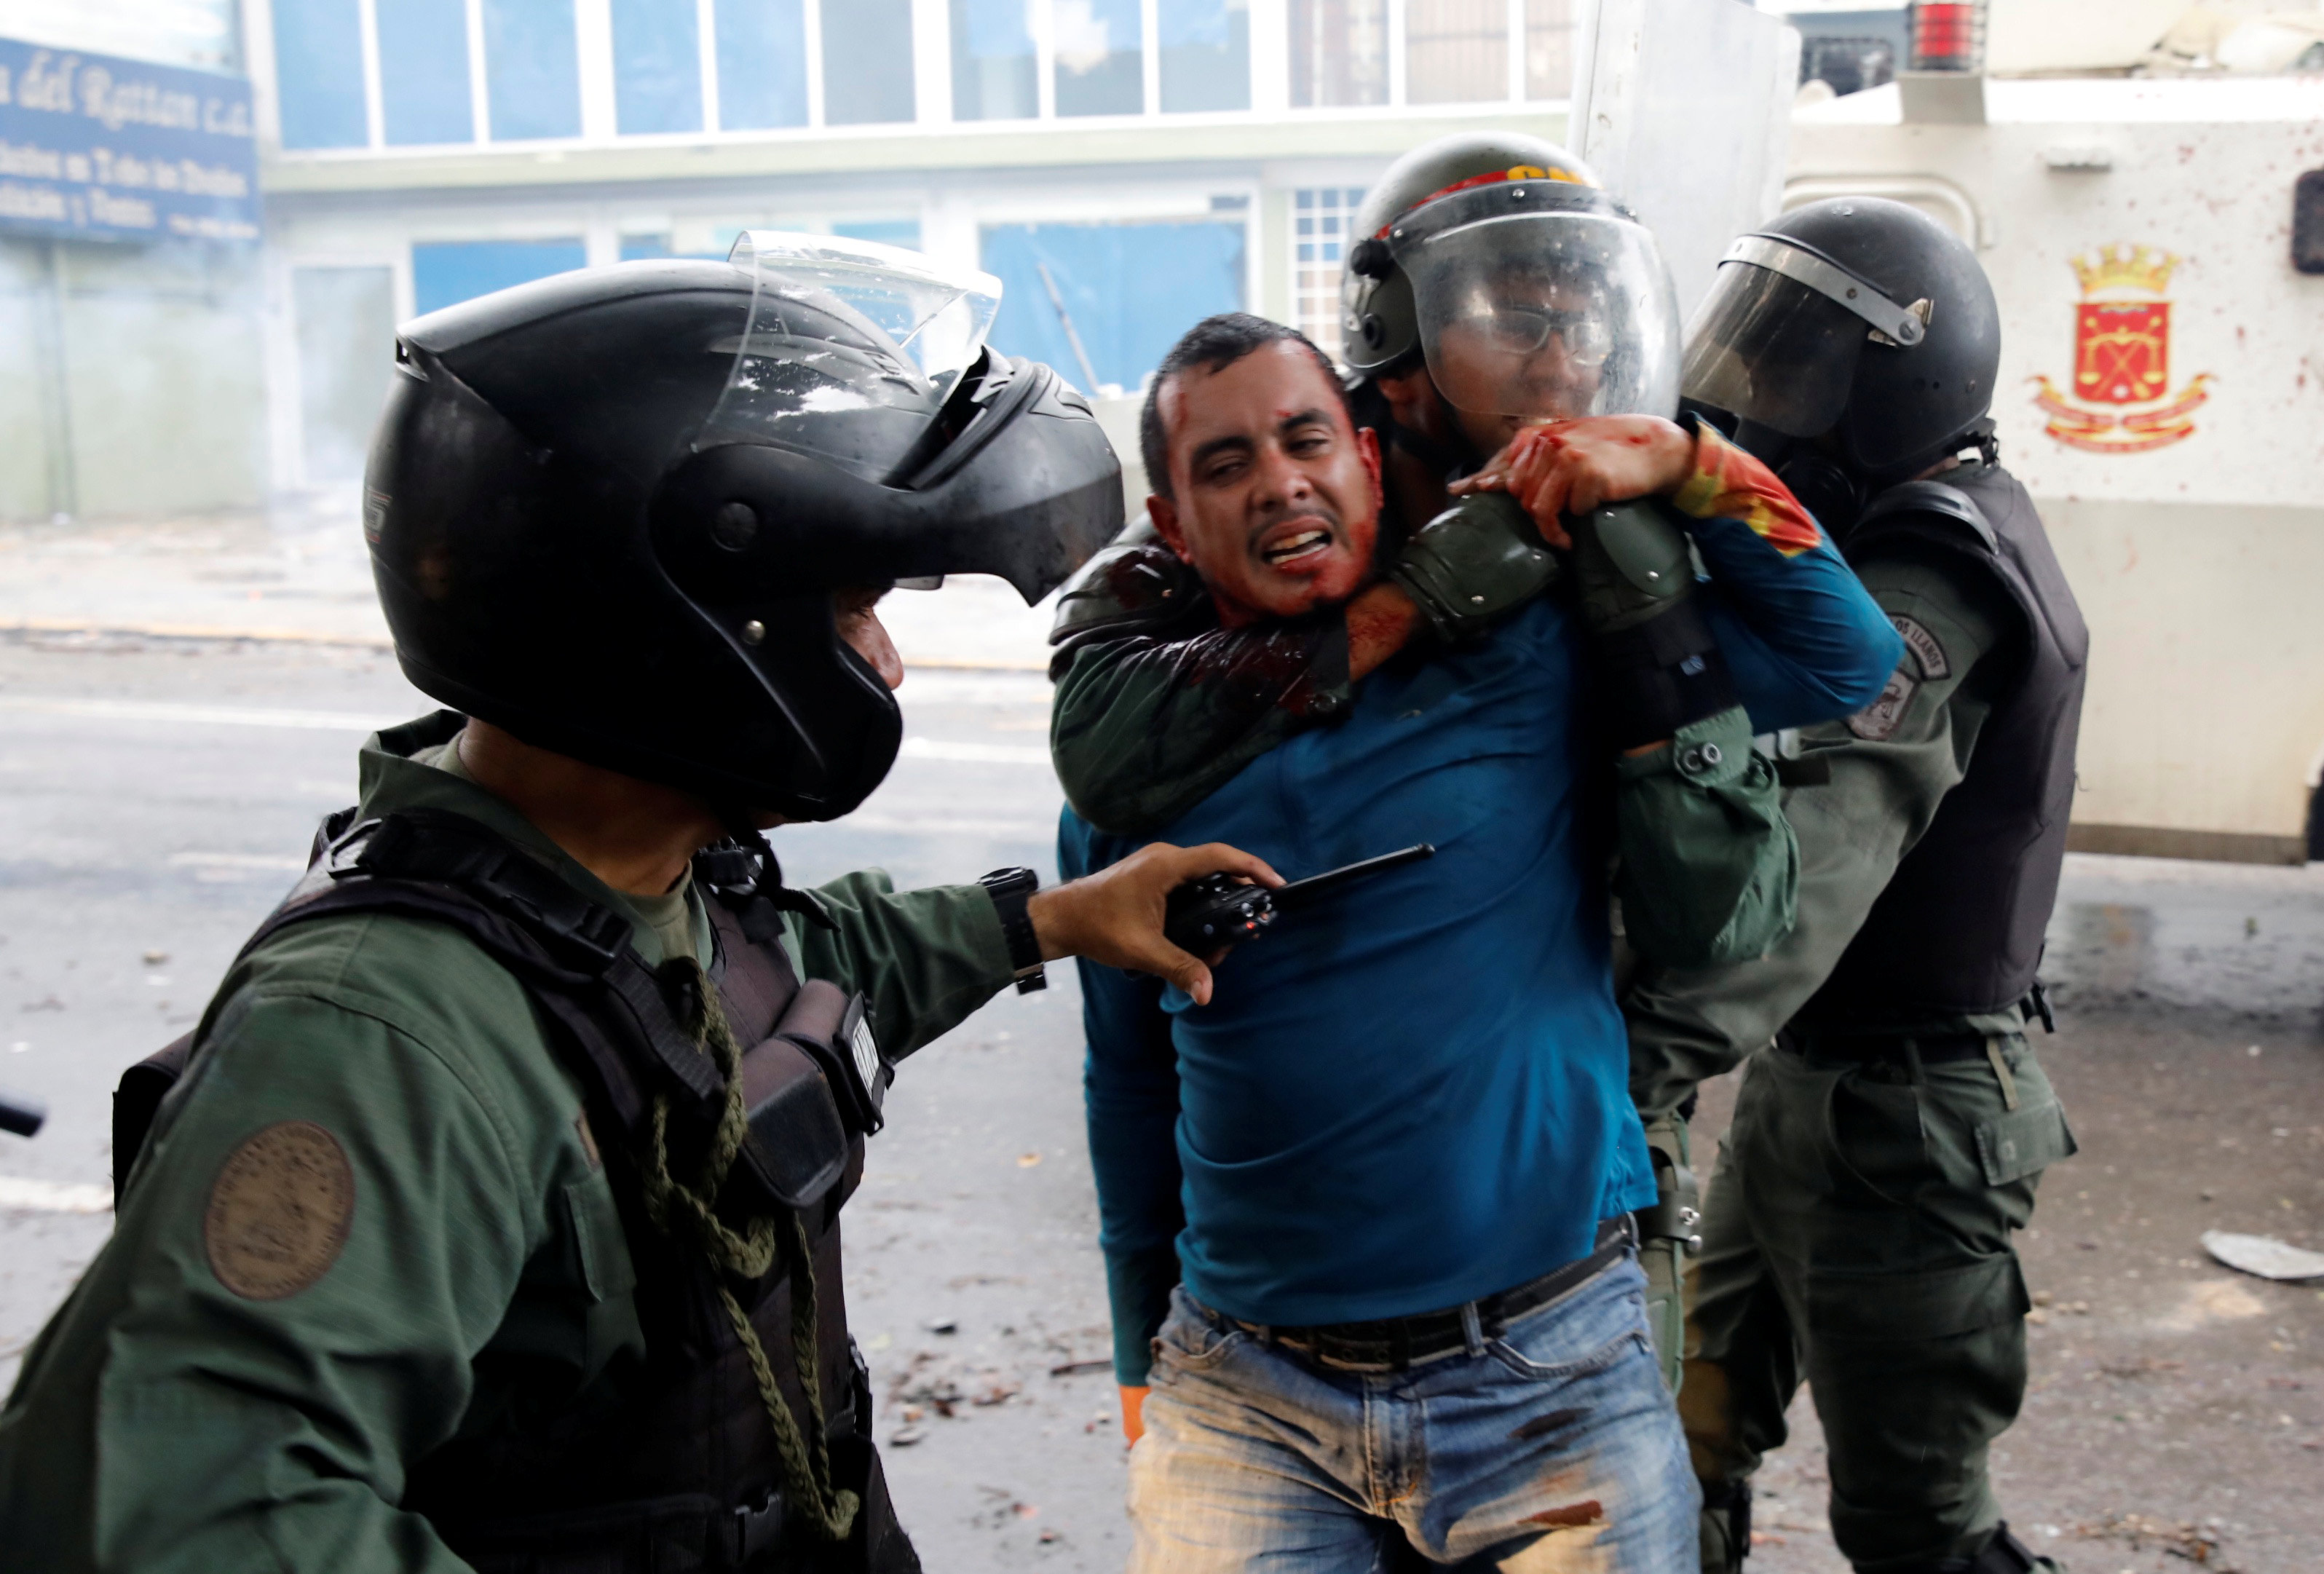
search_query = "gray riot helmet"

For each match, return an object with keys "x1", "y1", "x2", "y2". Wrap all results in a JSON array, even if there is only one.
[
  {"x1": 368, "y1": 232, "x2": 1121, "y2": 822},
  {"x1": 1682, "y1": 197, "x2": 2001, "y2": 482},
  {"x1": 1340, "y1": 132, "x2": 1678, "y2": 423},
  {"x1": 1385, "y1": 174, "x2": 1682, "y2": 424}
]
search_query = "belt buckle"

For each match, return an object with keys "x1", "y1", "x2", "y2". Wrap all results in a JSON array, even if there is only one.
[{"x1": 731, "y1": 1487, "x2": 786, "y2": 1564}]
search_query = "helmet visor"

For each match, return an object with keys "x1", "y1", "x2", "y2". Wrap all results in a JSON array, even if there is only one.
[
  {"x1": 1680, "y1": 259, "x2": 1866, "y2": 438},
  {"x1": 1394, "y1": 189, "x2": 1681, "y2": 421},
  {"x1": 699, "y1": 232, "x2": 1003, "y2": 479}
]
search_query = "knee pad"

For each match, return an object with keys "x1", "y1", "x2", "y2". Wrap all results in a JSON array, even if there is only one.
[{"x1": 1698, "y1": 1478, "x2": 1751, "y2": 1574}]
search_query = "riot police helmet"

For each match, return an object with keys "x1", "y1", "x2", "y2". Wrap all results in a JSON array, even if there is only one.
[
  {"x1": 368, "y1": 232, "x2": 1121, "y2": 823},
  {"x1": 1341, "y1": 131, "x2": 1678, "y2": 417},
  {"x1": 1681, "y1": 197, "x2": 2001, "y2": 483}
]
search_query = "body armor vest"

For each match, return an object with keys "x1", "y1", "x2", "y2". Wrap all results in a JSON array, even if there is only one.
[
  {"x1": 115, "y1": 802, "x2": 918, "y2": 1574},
  {"x1": 1802, "y1": 462, "x2": 2088, "y2": 1021}
]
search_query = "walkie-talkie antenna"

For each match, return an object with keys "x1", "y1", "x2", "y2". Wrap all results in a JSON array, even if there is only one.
[{"x1": 1270, "y1": 844, "x2": 1434, "y2": 911}]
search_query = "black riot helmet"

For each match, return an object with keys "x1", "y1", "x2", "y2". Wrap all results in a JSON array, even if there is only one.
[
  {"x1": 368, "y1": 232, "x2": 1120, "y2": 822},
  {"x1": 1681, "y1": 197, "x2": 2001, "y2": 501}
]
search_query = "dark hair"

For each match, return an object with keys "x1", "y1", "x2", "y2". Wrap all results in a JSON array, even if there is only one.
[{"x1": 1139, "y1": 313, "x2": 1349, "y2": 499}]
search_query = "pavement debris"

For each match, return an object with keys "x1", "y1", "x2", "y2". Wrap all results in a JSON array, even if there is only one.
[
  {"x1": 2071, "y1": 1512, "x2": 2232, "y2": 1567},
  {"x1": 2200, "y1": 1230, "x2": 2324, "y2": 1281}
]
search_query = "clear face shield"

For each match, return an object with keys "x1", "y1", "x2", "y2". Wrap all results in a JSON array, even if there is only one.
[
  {"x1": 697, "y1": 231, "x2": 1004, "y2": 479},
  {"x1": 1679, "y1": 234, "x2": 1929, "y2": 439},
  {"x1": 1390, "y1": 182, "x2": 1683, "y2": 424}
]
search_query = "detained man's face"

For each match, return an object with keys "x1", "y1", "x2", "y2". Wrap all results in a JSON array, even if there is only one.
[
  {"x1": 1434, "y1": 278, "x2": 1613, "y2": 456},
  {"x1": 1147, "y1": 341, "x2": 1384, "y2": 626}
]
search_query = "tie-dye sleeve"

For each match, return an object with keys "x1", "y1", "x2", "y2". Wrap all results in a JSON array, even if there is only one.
[
  {"x1": 1671, "y1": 426, "x2": 1902, "y2": 729},
  {"x1": 1669, "y1": 422, "x2": 1827, "y2": 558}
]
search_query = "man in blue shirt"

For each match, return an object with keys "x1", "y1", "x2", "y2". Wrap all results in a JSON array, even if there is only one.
[{"x1": 1061, "y1": 312, "x2": 1897, "y2": 1571}]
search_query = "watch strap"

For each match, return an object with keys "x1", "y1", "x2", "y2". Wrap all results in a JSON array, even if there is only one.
[{"x1": 978, "y1": 868, "x2": 1047, "y2": 994}]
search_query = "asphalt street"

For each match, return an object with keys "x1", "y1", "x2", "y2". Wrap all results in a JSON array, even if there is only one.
[{"x1": 0, "y1": 627, "x2": 2318, "y2": 1573}]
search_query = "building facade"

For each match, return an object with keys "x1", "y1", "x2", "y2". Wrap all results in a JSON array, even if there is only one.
[{"x1": 252, "y1": 0, "x2": 1576, "y2": 491}]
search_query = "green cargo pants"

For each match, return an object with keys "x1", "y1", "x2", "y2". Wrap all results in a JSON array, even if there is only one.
[{"x1": 1679, "y1": 1032, "x2": 2076, "y2": 1573}]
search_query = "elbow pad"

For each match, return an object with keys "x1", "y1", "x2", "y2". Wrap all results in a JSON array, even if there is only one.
[
  {"x1": 1572, "y1": 499, "x2": 1739, "y2": 750},
  {"x1": 1388, "y1": 491, "x2": 1563, "y2": 646}
]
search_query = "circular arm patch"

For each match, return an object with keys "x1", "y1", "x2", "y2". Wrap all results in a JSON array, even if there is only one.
[{"x1": 202, "y1": 1120, "x2": 356, "y2": 1300}]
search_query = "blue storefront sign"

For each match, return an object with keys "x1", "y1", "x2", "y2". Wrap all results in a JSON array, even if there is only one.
[{"x1": 0, "y1": 39, "x2": 258, "y2": 244}]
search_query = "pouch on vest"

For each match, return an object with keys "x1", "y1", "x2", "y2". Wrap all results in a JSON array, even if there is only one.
[
  {"x1": 772, "y1": 980, "x2": 890, "y2": 1136},
  {"x1": 736, "y1": 983, "x2": 887, "y2": 1212}
]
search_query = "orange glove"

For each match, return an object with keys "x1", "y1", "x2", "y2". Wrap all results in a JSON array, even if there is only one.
[{"x1": 1120, "y1": 1384, "x2": 1150, "y2": 1445}]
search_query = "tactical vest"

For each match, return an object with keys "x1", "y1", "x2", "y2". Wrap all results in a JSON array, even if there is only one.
[
  {"x1": 1802, "y1": 462, "x2": 2089, "y2": 1021},
  {"x1": 114, "y1": 806, "x2": 919, "y2": 1574}
]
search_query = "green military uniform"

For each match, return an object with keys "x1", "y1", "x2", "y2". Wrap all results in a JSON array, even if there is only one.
[
  {"x1": 1624, "y1": 537, "x2": 2079, "y2": 1572},
  {"x1": 0, "y1": 716, "x2": 1016, "y2": 1573}
]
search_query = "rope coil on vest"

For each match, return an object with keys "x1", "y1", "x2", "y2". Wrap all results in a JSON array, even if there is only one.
[{"x1": 636, "y1": 957, "x2": 861, "y2": 1544}]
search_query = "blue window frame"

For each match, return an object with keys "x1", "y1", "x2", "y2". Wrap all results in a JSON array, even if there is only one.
[
  {"x1": 981, "y1": 219, "x2": 1246, "y2": 394},
  {"x1": 411, "y1": 239, "x2": 588, "y2": 315},
  {"x1": 823, "y1": 0, "x2": 916, "y2": 124},
  {"x1": 951, "y1": 0, "x2": 1036, "y2": 121},
  {"x1": 1159, "y1": 0, "x2": 1250, "y2": 111},
  {"x1": 715, "y1": 0, "x2": 808, "y2": 128},
  {"x1": 613, "y1": 0, "x2": 703, "y2": 134},
  {"x1": 272, "y1": 0, "x2": 368, "y2": 149},
  {"x1": 378, "y1": 0, "x2": 475, "y2": 145},
  {"x1": 1054, "y1": 0, "x2": 1142, "y2": 116},
  {"x1": 482, "y1": 0, "x2": 582, "y2": 140}
]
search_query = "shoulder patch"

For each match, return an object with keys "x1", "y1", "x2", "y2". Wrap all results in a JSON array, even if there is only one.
[
  {"x1": 1846, "y1": 669, "x2": 1920, "y2": 742},
  {"x1": 204, "y1": 1120, "x2": 356, "y2": 1300},
  {"x1": 1890, "y1": 614, "x2": 1951, "y2": 681}
]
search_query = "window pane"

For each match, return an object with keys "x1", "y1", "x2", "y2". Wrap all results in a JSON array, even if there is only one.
[
  {"x1": 1407, "y1": 0, "x2": 1507, "y2": 103},
  {"x1": 834, "y1": 218, "x2": 924, "y2": 250},
  {"x1": 411, "y1": 238, "x2": 588, "y2": 315},
  {"x1": 1158, "y1": 0, "x2": 1249, "y2": 111},
  {"x1": 272, "y1": 0, "x2": 368, "y2": 149},
  {"x1": 613, "y1": 0, "x2": 704, "y2": 133},
  {"x1": 981, "y1": 218, "x2": 1245, "y2": 393},
  {"x1": 952, "y1": 0, "x2": 1037, "y2": 120},
  {"x1": 1290, "y1": 185, "x2": 1366, "y2": 364},
  {"x1": 823, "y1": 0, "x2": 917, "y2": 124},
  {"x1": 1287, "y1": 0, "x2": 1384, "y2": 108},
  {"x1": 1054, "y1": 0, "x2": 1141, "y2": 117},
  {"x1": 1524, "y1": 0, "x2": 1572, "y2": 98},
  {"x1": 293, "y1": 266, "x2": 396, "y2": 483},
  {"x1": 483, "y1": 0, "x2": 583, "y2": 139},
  {"x1": 379, "y1": 0, "x2": 474, "y2": 145},
  {"x1": 716, "y1": 0, "x2": 808, "y2": 129}
]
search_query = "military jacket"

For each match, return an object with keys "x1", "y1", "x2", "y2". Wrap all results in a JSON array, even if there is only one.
[
  {"x1": 1626, "y1": 467, "x2": 2074, "y2": 1118},
  {"x1": 0, "y1": 716, "x2": 1014, "y2": 1573}
]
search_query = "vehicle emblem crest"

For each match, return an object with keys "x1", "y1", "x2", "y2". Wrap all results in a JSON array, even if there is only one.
[{"x1": 2030, "y1": 244, "x2": 2213, "y2": 454}]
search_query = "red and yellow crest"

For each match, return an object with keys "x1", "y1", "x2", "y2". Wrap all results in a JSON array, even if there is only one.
[{"x1": 2031, "y1": 245, "x2": 2213, "y2": 454}]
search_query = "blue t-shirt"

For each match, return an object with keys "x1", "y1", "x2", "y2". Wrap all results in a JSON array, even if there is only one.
[{"x1": 1063, "y1": 596, "x2": 1656, "y2": 1345}]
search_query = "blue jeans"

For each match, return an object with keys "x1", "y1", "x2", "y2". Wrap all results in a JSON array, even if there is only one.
[{"x1": 1129, "y1": 1255, "x2": 1697, "y2": 1573}]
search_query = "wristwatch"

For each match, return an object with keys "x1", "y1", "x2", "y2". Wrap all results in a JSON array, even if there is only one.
[{"x1": 977, "y1": 867, "x2": 1047, "y2": 994}]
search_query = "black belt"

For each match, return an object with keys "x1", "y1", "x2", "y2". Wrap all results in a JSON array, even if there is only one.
[
  {"x1": 1784, "y1": 1028, "x2": 1996, "y2": 1065},
  {"x1": 1233, "y1": 1217, "x2": 1634, "y2": 1372}
]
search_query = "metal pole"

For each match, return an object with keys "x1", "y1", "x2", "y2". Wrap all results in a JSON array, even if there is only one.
[
  {"x1": 1035, "y1": 260, "x2": 1104, "y2": 396},
  {"x1": 40, "y1": 239, "x2": 78, "y2": 523}
]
